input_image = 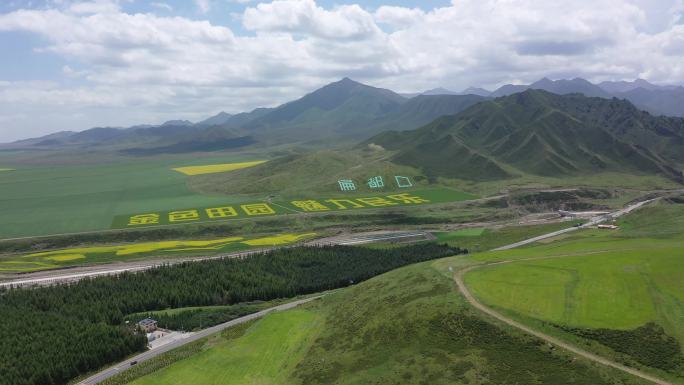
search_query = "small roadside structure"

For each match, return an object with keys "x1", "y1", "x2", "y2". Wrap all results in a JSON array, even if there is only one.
[
  {"x1": 597, "y1": 224, "x2": 619, "y2": 230},
  {"x1": 138, "y1": 318, "x2": 158, "y2": 333}
]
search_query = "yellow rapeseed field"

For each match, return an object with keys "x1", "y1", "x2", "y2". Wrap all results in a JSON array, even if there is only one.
[
  {"x1": 44, "y1": 254, "x2": 87, "y2": 262},
  {"x1": 22, "y1": 233, "x2": 316, "y2": 266},
  {"x1": 243, "y1": 233, "x2": 316, "y2": 246},
  {"x1": 0, "y1": 261, "x2": 55, "y2": 272},
  {"x1": 172, "y1": 160, "x2": 266, "y2": 176},
  {"x1": 115, "y1": 237, "x2": 244, "y2": 255}
]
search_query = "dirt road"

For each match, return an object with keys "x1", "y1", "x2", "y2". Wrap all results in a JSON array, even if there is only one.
[{"x1": 454, "y1": 198, "x2": 674, "y2": 385}]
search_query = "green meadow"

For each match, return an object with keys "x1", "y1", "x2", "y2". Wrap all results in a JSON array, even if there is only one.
[
  {"x1": 463, "y1": 201, "x2": 684, "y2": 379},
  {"x1": 0, "y1": 149, "x2": 477, "y2": 239},
  {"x1": 130, "y1": 310, "x2": 321, "y2": 385},
  {"x1": 466, "y1": 244, "x2": 684, "y2": 331},
  {"x1": 0, "y1": 154, "x2": 263, "y2": 238},
  {"x1": 119, "y1": 261, "x2": 639, "y2": 385}
]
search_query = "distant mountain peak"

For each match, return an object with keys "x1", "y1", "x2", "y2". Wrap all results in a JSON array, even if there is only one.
[
  {"x1": 333, "y1": 77, "x2": 361, "y2": 87},
  {"x1": 533, "y1": 77, "x2": 553, "y2": 85},
  {"x1": 196, "y1": 111, "x2": 233, "y2": 127},
  {"x1": 161, "y1": 119, "x2": 193, "y2": 127},
  {"x1": 422, "y1": 87, "x2": 456, "y2": 95},
  {"x1": 460, "y1": 87, "x2": 492, "y2": 96}
]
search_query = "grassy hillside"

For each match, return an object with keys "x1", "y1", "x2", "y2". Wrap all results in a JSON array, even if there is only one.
[
  {"x1": 130, "y1": 310, "x2": 321, "y2": 385},
  {"x1": 188, "y1": 149, "x2": 424, "y2": 198},
  {"x1": 464, "y1": 200, "x2": 684, "y2": 380},
  {"x1": 370, "y1": 90, "x2": 684, "y2": 183},
  {"x1": 124, "y1": 260, "x2": 642, "y2": 385}
]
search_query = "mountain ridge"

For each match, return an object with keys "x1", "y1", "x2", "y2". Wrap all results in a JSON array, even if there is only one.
[
  {"x1": 6, "y1": 77, "x2": 684, "y2": 153},
  {"x1": 368, "y1": 89, "x2": 684, "y2": 183}
]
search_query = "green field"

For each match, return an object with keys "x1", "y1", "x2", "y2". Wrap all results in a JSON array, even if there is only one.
[
  {"x1": 466, "y1": 243, "x2": 684, "y2": 331},
  {"x1": 131, "y1": 310, "x2": 321, "y2": 385},
  {"x1": 0, "y1": 154, "x2": 266, "y2": 238},
  {"x1": 433, "y1": 227, "x2": 486, "y2": 240},
  {"x1": 0, "y1": 232, "x2": 315, "y2": 272},
  {"x1": 122, "y1": 260, "x2": 642, "y2": 385},
  {"x1": 110, "y1": 188, "x2": 477, "y2": 229},
  {"x1": 0, "y1": 149, "x2": 477, "y2": 238},
  {"x1": 463, "y1": 201, "x2": 684, "y2": 379},
  {"x1": 433, "y1": 220, "x2": 582, "y2": 252}
]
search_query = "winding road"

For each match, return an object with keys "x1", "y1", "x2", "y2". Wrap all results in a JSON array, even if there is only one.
[
  {"x1": 454, "y1": 198, "x2": 674, "y2": 385},
  {"x1": 454, "y1": 263, "x2": 672, "y2": 385}
]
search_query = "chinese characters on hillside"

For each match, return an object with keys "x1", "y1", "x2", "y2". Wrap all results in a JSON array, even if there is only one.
[
  {"x1": 339, "y1": 175, "x2": 413, "y2": 192},
  {"x1": 121, "y1": 175, "x2": 422, "y2": 228},
  {"x1": 124, "y1": 192, "x2": 430, "y2": 227}
]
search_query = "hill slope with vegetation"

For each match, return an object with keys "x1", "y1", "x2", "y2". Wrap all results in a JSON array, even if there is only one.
[
  {"x1": 125, "y1": 259, "x2": 642, "y2": 385},
  {"x1": 0, "y1": 244, "x2": 461, "y2": 385},
  {"x1": 369, "y1": 90, "x2": 684, "y2": 182}
]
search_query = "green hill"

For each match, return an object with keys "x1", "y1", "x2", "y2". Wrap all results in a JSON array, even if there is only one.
[
  {"x1": 127, "y1": 260, "x2": 642, "y2": 385},
  {"x1": 188, "y1": 149, "x2": 422, "y2": 197},
  {"x1": 242, "y1": 79, "x2": 487, "y2": 145},
  {"x1": 367, "y1": 93, "x2": 487, "y2": 133},
  {"x1": 369, "y1": 90, "x2": 684, "y2": 182},
  {"x1": 242, "y1": 78, "x2": 407, "y2": 143}
]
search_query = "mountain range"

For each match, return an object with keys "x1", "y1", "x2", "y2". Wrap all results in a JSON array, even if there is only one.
[
  {"x1": 368, "y1": 89, "x2": 684, "y2": 182},
  {"x1": 407, "y1": 78, "x2": 684, "y2": 117},
  {"x1": 4, "y1": 78, "x2": 487, "y2": 153},
  {"x1": 4, "y1": 77, "x2": 684, "y2": 164}
]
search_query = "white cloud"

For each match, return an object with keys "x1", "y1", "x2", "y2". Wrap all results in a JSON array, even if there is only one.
[
  {"x1": 68, "y1": 1, "x2": 120, "y2": 14},
  {"x1": 1, "y1": 0, "x2": 684, "y2": 141},
  {"x1": 195, "y1": 0, "x2": 211, "y2": 13},
  {"x1": 150, "y1": 2, "x2": 173, "y2": 12},
  {"x1": 243, "y1": 0, "x2": 381, "y2": 40},
  {"x1": 374, "y1": 6, "x2": 425, "y2": 28}
]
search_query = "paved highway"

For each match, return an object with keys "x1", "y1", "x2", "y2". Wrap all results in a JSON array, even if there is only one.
[
  {"x1": 76, "y1": 296, "x2": 322, "y2": 385},
  {"x1": 493, "y1": 198, "x2": 655, "y2": 250},
  {"x1": 0, "y1": 231, "x2": 432, "y2": 288},
  {"x1": 0, "y1": 248, "x2": 272, "y2": 288},
  {"x1": 3, "y1": 196, "x2": 653, "y2": 288}
]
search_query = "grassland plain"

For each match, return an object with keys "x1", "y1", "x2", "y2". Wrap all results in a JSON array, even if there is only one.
[
  {"x1": 123, "y1": 260, "x2": 642, "y2": 385},
  {"x1": 109, "y1": 188, "x2": 478, "y2": 229},
  {"x1": 0, "y1": 232, "x2": 316, "y2": 272},
  {"x1": 463, "y1": 201, "x2": 684, "y2": 381},
  {"x1": 0, "y1": 153, "x2": 266, "y2": 238}
]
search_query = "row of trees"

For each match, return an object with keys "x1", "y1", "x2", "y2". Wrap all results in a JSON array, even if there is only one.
[
  {"x1": 125, "y1": 302, "x2": 267, "y2": 332},
  {"x1": 0, "y1": 243, "x2": 465, "y2": 385}
]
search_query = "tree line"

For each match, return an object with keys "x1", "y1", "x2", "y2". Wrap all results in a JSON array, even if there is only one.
[{"x1": 0, "y1": 243, "x2": 464, "y2": 385}]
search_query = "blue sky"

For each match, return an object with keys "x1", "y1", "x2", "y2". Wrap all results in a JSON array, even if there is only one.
[{"x1": 0, "y1": 0, "x2": 683, "y2": 142}]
